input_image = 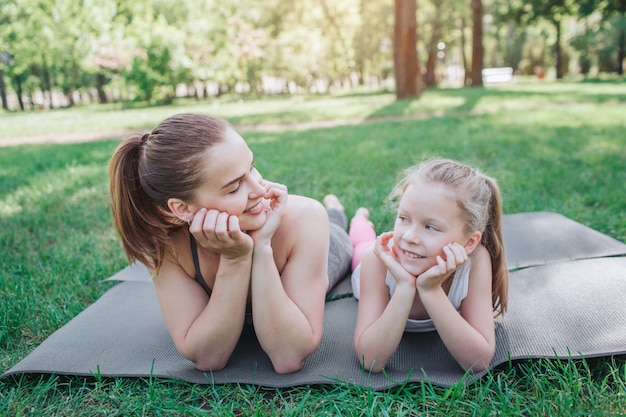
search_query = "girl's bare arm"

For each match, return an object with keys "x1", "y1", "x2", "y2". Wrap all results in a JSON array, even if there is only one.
[
  {"x1": 353, "y1": 243, "x2": 416, "y2": 373},
  {"x1": 418, "y1": 245, "x2": 496, "y2": 372}
]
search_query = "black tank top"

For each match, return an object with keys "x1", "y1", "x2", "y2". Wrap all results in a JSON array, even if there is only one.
[
  {"x1": 189, "y1": 234, "x2": 212, "y2": 296},
  {"x1": 189, "y1": 234, "x2": 253, "y2": 323}
]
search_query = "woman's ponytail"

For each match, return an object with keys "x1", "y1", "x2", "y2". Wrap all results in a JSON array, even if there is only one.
[
  {"x1": 109, "y1": 134, "x2": 165, "y2": 272},
  {"x1": 109, "y1": 114, "x2": 230, "y2": 274}
]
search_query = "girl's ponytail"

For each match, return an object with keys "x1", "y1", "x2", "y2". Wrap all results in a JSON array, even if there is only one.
[{"x1": 482, "y1": 176, "x2": 508, "y2": 316}]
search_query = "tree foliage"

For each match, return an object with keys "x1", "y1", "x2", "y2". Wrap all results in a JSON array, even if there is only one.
[{"x1": 0, "y1": 0, "x2": 622, "y2": 110}]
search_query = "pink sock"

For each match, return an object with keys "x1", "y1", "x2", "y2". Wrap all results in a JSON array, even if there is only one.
[{"x1": 349, "y1": 216, "x2": 376, "y2": 269}]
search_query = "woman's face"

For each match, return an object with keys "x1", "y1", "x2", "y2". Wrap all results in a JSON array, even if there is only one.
[
  {"x1": 392, "y1": 179, "x2": 469, "y2": 276},
  {"x1": 190, "y1": 127, "x2": 268, "y2": 232}
]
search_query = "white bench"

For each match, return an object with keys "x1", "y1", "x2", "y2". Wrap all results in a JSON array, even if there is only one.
[{"x1": 482, "y1": 67, "x2": 513, "y2": 84}]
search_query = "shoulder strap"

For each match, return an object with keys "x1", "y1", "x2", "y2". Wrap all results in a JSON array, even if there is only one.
[{"x1": 189, "y1": 234, "x2": 212, "y2": 297}]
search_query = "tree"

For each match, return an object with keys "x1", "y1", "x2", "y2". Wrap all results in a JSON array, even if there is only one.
[
  {"x1": 393, "y1": 0, "x2": 421, "y2": 99},
  {"x1": 0, "y1": 1, "x2": 12, "y2": 110},
  {"x1": 579, "y1": 0, "x2": 626, "y2": 75},
  {"x1": 423, "y1": 0, "x2": 444, "y2": 87},
  {"x1": 470, "y1": 0, "x2": 484, "y2": 86},
  {"x1": 615, "y1": 0, "x2": 626, "y2": 74},
  {"x1": 353, "y1": 0, "x2": 393, "y2": 87},
  {"x1": 503, "y1": 0, "x2": 577, "y2": 79}
]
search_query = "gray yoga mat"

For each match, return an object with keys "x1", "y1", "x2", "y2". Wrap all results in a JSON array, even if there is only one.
[{"x1": 3, "y1": 212, "x2": 626, "y2": 389}]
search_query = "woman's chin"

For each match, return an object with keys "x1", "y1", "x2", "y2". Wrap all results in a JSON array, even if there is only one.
[{"x1": 240, "y1": 211, "x2": 267, "y2": 232}]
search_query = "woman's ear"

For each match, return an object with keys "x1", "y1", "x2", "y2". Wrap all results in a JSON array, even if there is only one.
[
  {"x1": 464, "y1": 231, "x2": 483, "y2": 255},
  {"x1": 167, "y1": 198, "x2": 194, "y2": 223}
]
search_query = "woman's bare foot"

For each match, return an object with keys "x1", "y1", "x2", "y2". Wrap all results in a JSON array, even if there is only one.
[{"x1": 323, "y1": 194, "x2": 344, "y2": 212}]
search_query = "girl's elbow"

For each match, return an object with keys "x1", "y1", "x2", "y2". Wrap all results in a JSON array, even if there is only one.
[
  {"x1": 460, "y1": 348, "x2": 494, "y2": 373},
  {"x1": 361, "y1": 360, "x2": 385, "y2": 373},
  {"x1": 354, "y1": 349, "x2": 386, "y2": 373},
  {"x1": 461, "y1": 360, "x2": 488, "y2": 373},
  {"x1": 272, "y1": 357, "x2": 305, "y2": 374}
]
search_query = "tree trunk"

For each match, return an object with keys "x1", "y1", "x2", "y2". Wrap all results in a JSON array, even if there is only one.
[
  {"x1": 41, "y1": 55, "x2": 53, "y2": 109},
  {"x1": 554, "y1": 18, "x2": 563, "y2": 79},
  {"x1": 460, "y1": 16, "x2": 469, "y2": 86},
  {"x1": 0, "y1": 68, "x2": 7, "y2": 110},
  {"x1": 13, "y1": 75, "x2": 24, "y2": 111},
  {"x1": 424, "y1": 0, "x2": 443, "y2": 88},
  {"x1": 618, "y1": 0, "x2": 625, "y2": 75},
  {"x1": 470, "y1": 0, "x2": 484, "y2": 87},
  {"x1": 393, "y1": 0, "x2": 421, "y2": 99},
  {"x1": 96, "y1": 73, "x2": 108, "y2": 104}
]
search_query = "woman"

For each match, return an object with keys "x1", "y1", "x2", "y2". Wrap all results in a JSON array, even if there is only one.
[{"x1": 109, "y1": 113, "x2": 351, "y2": 374}]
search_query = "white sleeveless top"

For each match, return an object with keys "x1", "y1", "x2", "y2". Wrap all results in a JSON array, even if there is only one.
[{"x1": 351, "y1": 257, "x2": 471, "y2": 333}]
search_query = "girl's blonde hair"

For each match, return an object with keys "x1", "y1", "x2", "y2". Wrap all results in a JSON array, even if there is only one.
[{"x1": 388, "y1": 158, "x2": 508, "y2": 315}]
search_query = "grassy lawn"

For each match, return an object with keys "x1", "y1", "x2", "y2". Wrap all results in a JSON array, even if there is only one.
[{"x1": 1, "y1": 80, "x2": 625, "y2": 415}]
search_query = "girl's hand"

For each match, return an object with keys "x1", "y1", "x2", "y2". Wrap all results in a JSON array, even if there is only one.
[
  {"x1": 249, "y1": 180, "x2": 288, "y2": 245},
  {"x1": 417, "y1": 242, "x2": 467, "y2": 292},
  {"x1": 189, "y1": 208, "x2": 253, "y2": 260},
  {"x1": 373, "y1": 231, "x2": 416, "y2": 288}
]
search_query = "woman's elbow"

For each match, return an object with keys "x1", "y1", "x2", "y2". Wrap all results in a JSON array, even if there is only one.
[
  {"x1": 193, "y1": 357, "x2": 229, "y2": 373},
  {"x1": 270, "y1": 347, "x2": 315, "y2": 373},
  {"x1": 270, "y1": 338, "x2": 321, "y2": 374},
  {"x1": 177, "y1": 344, "x2": 230, "y2": 372}
]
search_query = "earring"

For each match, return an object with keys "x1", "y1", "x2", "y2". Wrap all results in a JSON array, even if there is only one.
[{"x1": 187, "y1": 218, "x2": 191, "y2": 226}]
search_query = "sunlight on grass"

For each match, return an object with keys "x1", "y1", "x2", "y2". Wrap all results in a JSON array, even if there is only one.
[
  {"x1": 2, "y1": 81, "x2": 624, "y2": 140},
  {"x1": 504, "y1": 80, "x2": 626, "y2": 97},
  {"x1": 0, "y1": 165, "x2": 104, "y2": 218},
  {"x1": 0, "y1": 198, "x2": 20, "y2": 216}
]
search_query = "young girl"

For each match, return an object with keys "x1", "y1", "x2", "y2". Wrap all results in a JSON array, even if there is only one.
[
  {"x1": 337, "y1": 158, "x2": 508, "y2": 373},
  {"x1": 109, "y1": 113, "x2": 352, "y2": 374}
]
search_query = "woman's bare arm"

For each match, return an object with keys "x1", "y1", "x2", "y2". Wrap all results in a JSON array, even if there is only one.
[
  {"x1": 250, "y1": 195, "x2": 329, "y2": 374},
  {"x1": 153, "y1": 254, "x2": 252, "y2": 371}
]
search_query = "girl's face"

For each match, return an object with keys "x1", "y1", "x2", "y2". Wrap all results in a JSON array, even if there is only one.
[
  {"x1": 190, "y1": 127, "x2": 268, "y2": 232},
  {"x1": 392, "y1": 179, "x2": 470, "y2": 276}
]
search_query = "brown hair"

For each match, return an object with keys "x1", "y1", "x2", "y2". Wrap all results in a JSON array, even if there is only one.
[
  {"x1": 388, "y1": 158, "x2": 508, "y2": 315},
  {"x1": 109, "y1": 113, "x2": 230, "y2": 273}
]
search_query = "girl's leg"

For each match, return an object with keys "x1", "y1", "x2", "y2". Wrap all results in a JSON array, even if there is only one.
[{"x1": 349, "y1": 208, "x2": 376, "y2": 270}]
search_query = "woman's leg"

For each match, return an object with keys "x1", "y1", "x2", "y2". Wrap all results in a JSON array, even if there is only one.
[{"x1": 323, "y1": 195, "x2": 353, "y2": 291}]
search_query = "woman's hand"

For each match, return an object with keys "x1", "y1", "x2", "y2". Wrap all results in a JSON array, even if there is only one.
[
  {"x1": 189, "y1": 208, "x2": 253, "y2": 260},
  {"x1": 373, "y1": 231, "x2": 416, "y2": 288},
  {"x1": 417, "y1": 242, "x2": 467, "y2": 292},
  {"x1": 249, "y1": 180, "x2": 288, "y2": 246}
]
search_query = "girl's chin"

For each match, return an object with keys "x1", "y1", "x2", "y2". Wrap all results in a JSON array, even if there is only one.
[{"x1": 399, "y1": 259, "x2": 433, "y2": 277}]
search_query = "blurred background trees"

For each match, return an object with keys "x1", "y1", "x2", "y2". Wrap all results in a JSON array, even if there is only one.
[{"x1": 0, "y1": 0, "x2": 623, "y2": 110}]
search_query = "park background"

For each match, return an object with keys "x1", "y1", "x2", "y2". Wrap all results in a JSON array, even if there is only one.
[
  {"x1": 1, "y1": 0, "x2": 626, "y2": 415},
  {"x1": 1, "y1": 0, "x2": 625, "y2": 110}
]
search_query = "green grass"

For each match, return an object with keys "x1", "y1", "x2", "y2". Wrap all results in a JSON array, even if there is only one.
[
  {"x1": 1, "y1": 81, "x2": 626, "y2": 415},
  {"x1": 2, "y1": 80, "x2": 625, "y2": 139}
]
